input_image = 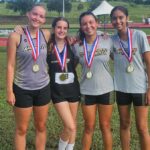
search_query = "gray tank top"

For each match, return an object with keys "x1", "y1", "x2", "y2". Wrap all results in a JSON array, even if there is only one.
[{"x1": 14, "y1": 29, "x2": 50, "y2": 90}]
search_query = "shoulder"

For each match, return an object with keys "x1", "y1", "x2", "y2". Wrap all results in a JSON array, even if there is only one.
[
  {"x1": 8, "y1": 32, "x2": 20, "y2": 46},
  {"x1": 133, "y1": 29, "x2": 147, "y2": 38},
  {"x1": 8, "y1": 31, "x2": 20, "y2": 39},
  {"x1": 41, "y1": 28, "x2": 51, "y2": 42}
]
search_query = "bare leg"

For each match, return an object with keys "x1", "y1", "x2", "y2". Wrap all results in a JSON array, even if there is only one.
[
  {"x1": 54, "y1": 102, "x2": 76, "y2": 143},
  {"x1": 14, "y1": 107, "x2": 32, "y2": 150},
  {"x1": 81, "y1": 104, "x2": 97, "y2": 150},
  {"x1": 134, "y1": 106, "x2": 150, "y2": 150},
  {"x1": 98, "y1": 104, "x2": 113, "y2": 150},
  {"x1": 118, "y1": 105, "x2": 131, "y2": 150},
  {"x1": 68, "y1": 102, "x2": 79, "y2": 144},
  {"x1": 33, "y1": 104, "x2": 49, "y2": 150}
]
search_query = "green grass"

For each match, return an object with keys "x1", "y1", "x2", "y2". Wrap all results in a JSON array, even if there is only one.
[{"x1": 0, "y1": 47, "x2": 150, "y2": 150}]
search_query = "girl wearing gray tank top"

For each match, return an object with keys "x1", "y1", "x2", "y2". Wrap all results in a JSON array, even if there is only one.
[{"x1": 6, "y1": 4, "x2": 51, "y2": 150}]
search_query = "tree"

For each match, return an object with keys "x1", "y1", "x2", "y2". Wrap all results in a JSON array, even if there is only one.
[
  {"x1": 47, "y1": 0, "x2": 72, "y2": 16},
  {"x1": 89, "y1": 0, "x2": 102, "y2": 11},
  {"x1": 77, "y1": 3, "x2": 84, "y2": 11},
  {"x1": 6, "y1": 0, "x2": 38, "y2": 15}
]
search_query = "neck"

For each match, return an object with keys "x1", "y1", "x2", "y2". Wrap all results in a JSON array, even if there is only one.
[
  {"x1": 55, "y1": 38, "x2": 66, "y2": 52},
  {"x1": 27, "y1": 26, "x2": 39, "y2": 35},
  {"x1": 118, "y1": 28, "x2": 128, "y2": 41},
  {"x1": 85, "y1": 34, "x2": 97, "y2": 44},
  {"x1": 55, "y1": 38, "x2": 66, "y2": 45}
]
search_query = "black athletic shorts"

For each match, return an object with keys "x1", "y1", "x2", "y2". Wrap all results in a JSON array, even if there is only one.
[
  {"x1": 82, "y1": 92, "x2": 114, "y2": 105},
  {"x1": 116, "y1": 91, "x2": 146, "y2": 106},
  {"x1": 13, "y1": 83, "x2": 51, "y2": 108}
]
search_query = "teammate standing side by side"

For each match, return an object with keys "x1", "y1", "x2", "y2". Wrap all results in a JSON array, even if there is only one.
[
  {"x1": 110, "y1": 6, "x2": 150, "y2": 150},
  {"x1": 6, "y1": 4, "x2": 51, "y2": 150},
  {"x1": 47, "y1": 17, "x2": 80, "y2": 150},
  {"x1": 73, "y1": 11, "x2": 114, "y2": 150}
]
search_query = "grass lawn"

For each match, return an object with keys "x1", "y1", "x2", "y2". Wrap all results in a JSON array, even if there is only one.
[{"x1": 0, "y1": 47, "x2": 150, "y2": 150}]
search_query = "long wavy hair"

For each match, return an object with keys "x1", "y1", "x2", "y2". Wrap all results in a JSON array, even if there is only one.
[{"x1": 47, "y1": 17, "x2": 69, "y2": 54}]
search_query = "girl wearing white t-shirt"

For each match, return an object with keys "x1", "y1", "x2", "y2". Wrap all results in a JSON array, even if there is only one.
[{"x1": 111, "y1": 6, "x2": 150, "y2": 150}]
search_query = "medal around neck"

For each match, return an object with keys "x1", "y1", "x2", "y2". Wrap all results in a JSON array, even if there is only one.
[
  {"x1": 126, "y1": 64, "x2": 134, "y2": 73},
  {"x1": 84, "y1": 36, "x2": 98, "y2": 80},
  {"x1": 86, "y1": 71, "x2": 92, "y2": 79},
  {"x1": 33, "y1": 64, "x2": 40, "y2": 72}
]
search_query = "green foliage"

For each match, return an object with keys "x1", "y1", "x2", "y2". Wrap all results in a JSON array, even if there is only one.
[
  {"x1": 47, "y1": 0, "x2": 72, "y2": 16},
  {"x1": 6, "y1": 0, "x2": 38, "y2": 15},
  {"x1": 77, "y1": 3, "x2": 84, "y2": 11},
  {"x1": 89, "y1": 0, "x2": 103, "y2": 11}
]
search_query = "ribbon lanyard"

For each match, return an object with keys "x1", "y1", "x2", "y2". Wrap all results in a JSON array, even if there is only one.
[
  {"x1": 54, "y1": 44, "x2": 67, "y2": 71},
  {"x1": 83, "y1": 36, "x2": 99, "y2": 68},
  {"x1": 25, "y1": 27, "x2": 40, "y2": 61},
  {"x1": 118, "y1": 28, "x2": 133, "y2": 63}
]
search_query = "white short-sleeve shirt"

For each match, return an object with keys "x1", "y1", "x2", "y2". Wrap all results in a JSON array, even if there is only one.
[
  {"x1": 112, "y1": 29, "x2": 150, "y2": 93},
  {"x1": 73, "y1": 35, "x2": 114, "y2": 95}
]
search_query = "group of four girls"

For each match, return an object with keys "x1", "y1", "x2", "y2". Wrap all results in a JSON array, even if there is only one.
[{"x1": 6, "y1": 3, "x2": 150, "y2": 150}]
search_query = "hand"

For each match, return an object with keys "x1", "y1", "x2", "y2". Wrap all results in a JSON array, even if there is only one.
[
  {"x1": 14, "y1": 25, "x2": 24, "y2": 34},
  {"x1": 145, "y1": 88, "x2": 150, "y2": 105},
  {"x1": 101, "y1": 32, "x2": 109, "y2": 40},
  {"x1": 66, "y1": 36, "x2": 77, "y2": 45},
  {"x1": 7, "y1": 91, "x2": 16, "y2": 106}
]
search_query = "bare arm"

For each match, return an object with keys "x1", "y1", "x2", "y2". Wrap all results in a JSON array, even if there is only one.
[
  {"x1": 6, "y1": 32, "x2": 20, "y2": 106},
  {"x1": 143, "y1": 51, "x2": 150, "y2": 105}
]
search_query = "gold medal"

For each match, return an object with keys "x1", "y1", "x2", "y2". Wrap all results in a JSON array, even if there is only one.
[
  {"x1": 33, "y1": 64, "x2": 40, "y2": 72},
  {"x1": 86, "y1": 71, "x2": 92, "y2": 79},
  {"x1": 59, "y1": 73, "x2": 67, "y2": 81},
  {"x1": 126, "y1": 64, "x2": 134, "y2": 73}
]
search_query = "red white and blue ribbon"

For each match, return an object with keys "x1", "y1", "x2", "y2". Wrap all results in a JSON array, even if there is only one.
[
  {"x1": 118, "y1": 28, "x2": 133, "y2": 63},
  {"x1": 25, "y1": 27, "x2": 40, "y2": 61},
  {"x1": 83, "y1": 36, "x2": 99, "y2": 68},
  {"x1": 54, "y1": 44, "x2": 67, "y2": 71}
]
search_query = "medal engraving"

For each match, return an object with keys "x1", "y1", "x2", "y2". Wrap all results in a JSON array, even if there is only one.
[
  {"x1": 126, "y1": 64, "x2": 134, "y2": 73},
  {"x1": 59, "y1": 73, "x2": 67, "y2": 81},
  {"x1": 33, "y1": 64, "x2": 39, "y2": 72},
  {"x1": 86, "y1": 71, "x2": 92, "y2": 79}
]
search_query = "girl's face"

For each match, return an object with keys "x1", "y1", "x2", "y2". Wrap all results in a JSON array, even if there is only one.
[
  {"x1": 80, "y1": 15, "x2": 98, "y2": 36},
  {"x1": 53, "y1": 20, "x2": 68, "y2": 40},
  {"x1": 111, "y1": 10, "x2": 129, "y2": 32},
  {"x1": 27, "y1": 6, "x2": 46, "y2": 28}
]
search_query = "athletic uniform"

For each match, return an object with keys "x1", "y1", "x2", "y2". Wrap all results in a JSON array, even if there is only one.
[
  {"x1": 73, "y1": 35, "x2": 114, "y2": 105},
  {"x1": 112, "y1": 29, "x2": 150, "y2": 106},
  {"x1": 13, "y1": 29, "x2": 51, "y2": 108},
  {"x1": 47, "y1": 44, "x2": 80, "y2": 104}
]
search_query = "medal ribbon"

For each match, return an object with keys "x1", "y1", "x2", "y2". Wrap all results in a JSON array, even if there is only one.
[
  {"x1": 118, "y1": 28, "x2": 133, "y2": 63},
  {"x1": 25, "y1": 27, "x2": 40, "y2": 61},
  {"x1": 54, "y1": 44, "x2": 67, "y2": 71},
  {"x1": 83, "y1": 36, "x2": 99, "y2": 68}
]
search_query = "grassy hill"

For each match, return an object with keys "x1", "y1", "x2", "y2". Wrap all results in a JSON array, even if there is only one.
[
  {"x1": 0, "y1": 1, "x2": 150, "y2": 22},
  {"x1": 0, "y1": 1, "x2": 150, "y2": 34}
]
